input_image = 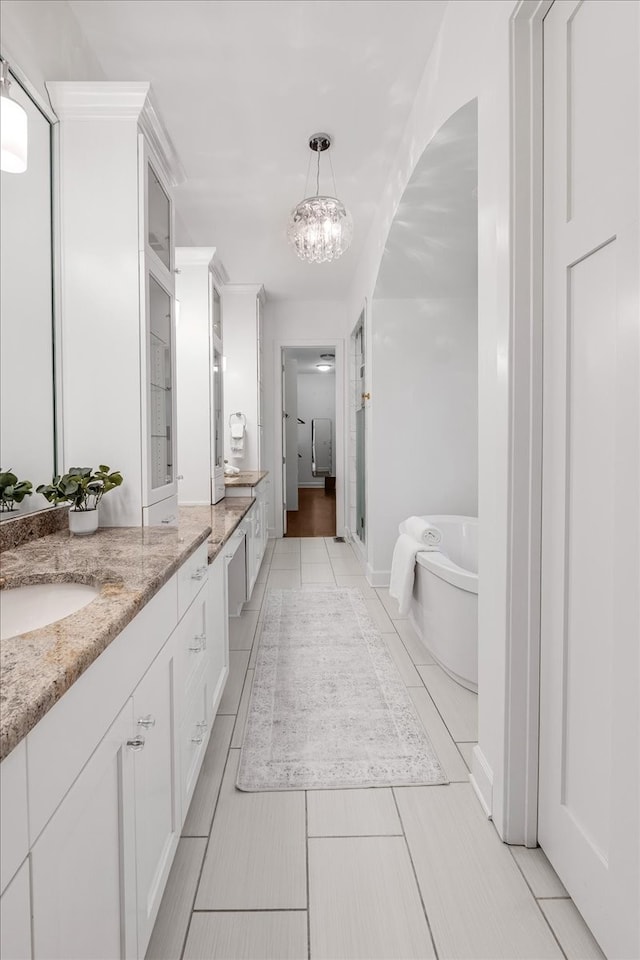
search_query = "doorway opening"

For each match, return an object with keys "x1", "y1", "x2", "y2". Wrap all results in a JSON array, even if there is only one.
[{"x1": 282, "y1": 345, "x2": 337, "y2": 538}]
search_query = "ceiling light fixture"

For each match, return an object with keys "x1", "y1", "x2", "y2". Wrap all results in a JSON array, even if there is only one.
[
  {"x1": 288, "y1": 133, "x2": 352, "y2": 264},
  {"x1": 0, "y1": 60, "x2": 28, "y2": 173},
  {"x1": 316, "y1": 363, "x2": 333, "y2": 372}
]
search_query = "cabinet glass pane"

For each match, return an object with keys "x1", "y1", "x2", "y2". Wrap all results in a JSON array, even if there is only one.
[
  {"x1": 213, "y1": 347, "x2": 223, "y2": 469},
  {"x1": 212, "y1": 286, "x2": 222, "y2": 340},
  {"x1": 149, "y1": 276, "x2": 173, "y2": 489},
  {"x1": 148, "y1": 165, "x2": 171, "y2": 269}
]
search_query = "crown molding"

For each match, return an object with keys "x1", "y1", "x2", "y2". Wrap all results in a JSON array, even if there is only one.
[
  {"x1": 175, "y1": 248, "x2": 229, "y2": 285},
  {"x1": 45, "y1": 81, "x2": 185, "y2": 186},
  {"x1": 176, "y1": 247, "x2": 217, "y2": 267},
  {"x1": 222, "y1": 283, "x2": 265, "y2": 300}
]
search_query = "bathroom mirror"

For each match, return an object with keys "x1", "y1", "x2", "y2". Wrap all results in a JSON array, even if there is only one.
[
  {"x1": 0, "y1": 68, "x2": 57, "y2": 518},
  {"x1": 311, "y1": 418, "x2": 332, "y2": 477}
]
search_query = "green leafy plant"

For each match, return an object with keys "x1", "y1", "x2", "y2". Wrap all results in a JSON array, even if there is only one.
[
  {"x1": 0, "y1": 470, "x2": 33, "y2": 512},
  {"x1": 37, "y1": 465, "x2": 123, "y2": 511}
]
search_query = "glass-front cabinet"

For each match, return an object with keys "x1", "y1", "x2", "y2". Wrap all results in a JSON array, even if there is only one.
[
  {"x1": 147, "y1": 273, "x2": 175, "y2": 493},
  {"x1": 142, "y1": 140, "x2": 177, "y2": 517},
  {"x1": 210, "y1": 280, "x2": 225, "y2": 504}
]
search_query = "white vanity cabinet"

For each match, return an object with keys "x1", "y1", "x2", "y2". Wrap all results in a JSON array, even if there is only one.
[
  {"x1": 0, "y1": 540, "x2": 231, "y2": 960},
  {"x1": 46, "y1": 82, "x2": 182, "y2": 527},
  {"x1": 131, "y1": 638, "x2": 180, "y2": 955},
  {"x1": 31, "y1": 699, "x2": 138, "y2": 960},
  {"x1": 0, "y1": 861, "x2": 32, "y2": 960}
]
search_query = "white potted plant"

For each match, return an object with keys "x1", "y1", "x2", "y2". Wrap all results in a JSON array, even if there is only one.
[{"x1": 37, "y1": 465, "x2": 123, "y2": 535}]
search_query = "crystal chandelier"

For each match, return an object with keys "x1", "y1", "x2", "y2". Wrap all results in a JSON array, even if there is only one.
[{"x1": 288, "y1": 133, "x2": 353, "y2": 263}]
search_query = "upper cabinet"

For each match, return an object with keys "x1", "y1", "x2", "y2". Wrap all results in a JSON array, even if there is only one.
[
  {"x1": 46, "y1": 82, "x2": 183, "y2": 526},
  {"x1": 222, "y1": 284, "x2": 266, "y2": 471},
  {"x1": 175, "y1": 248, "x2": 228, "y2": 506}
]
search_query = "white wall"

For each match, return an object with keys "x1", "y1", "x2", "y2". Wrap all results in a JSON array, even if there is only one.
[
  {"x1": 297, "y1": 373, "x2": 336, "y2": 486},
  {"x1": 370, "y1": 298, "x2": 477, "y2": 576},
  {"x1": 222, "y1": 285, "x2": 260, "y2": 469},
  {"x1": 263, "y1": 299, "x2": 347, "y2": 536},
  {"x1": 0, "y1": 1, "x2": 104, "y2": 104},
  {"x1": 343, "y1": 0, "x2": 518, "y2": 837}
]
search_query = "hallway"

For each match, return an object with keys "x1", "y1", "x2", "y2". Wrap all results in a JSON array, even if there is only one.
[
  {"x1": 285, "y1": 488, "x2": 336, "y2": 538},
  {"x1": 146, "y1": 538, "x2": 602, "y2": 960}
]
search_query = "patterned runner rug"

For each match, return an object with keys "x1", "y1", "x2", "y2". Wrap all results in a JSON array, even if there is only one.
[{"x1": 237, "y1": 587, "x2": 447, "y2": 791}]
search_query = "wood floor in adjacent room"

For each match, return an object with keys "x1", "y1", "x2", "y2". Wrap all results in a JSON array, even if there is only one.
[
  {"x1": 146, "y1": 537, "x2": 603, "y2": 960},
  {"x1": 285, "y1": 487, "x2": 336, "y2": 538}
]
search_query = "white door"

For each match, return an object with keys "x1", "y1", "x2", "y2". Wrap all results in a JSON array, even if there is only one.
[
  {"x1": 31, "y1": 700, "x2": 137, "y2": 959},
  {"x1": 282, "y1": 354, "x2": 299, "y2": 529},
  {"x1": 539, "y1": 3, "x2": 640, "y2": 958},
  {"x1": 133, "y1": 639, "x2": 180, "y2": 956}
]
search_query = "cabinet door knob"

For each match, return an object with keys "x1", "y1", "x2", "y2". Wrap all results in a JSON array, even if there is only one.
[
  {"x1": 137, "y1": 715, "x2": 156, "y2": 728},
  {"x1": 127, "y1": 736, "x2": 146, "y2": 751},
  {"x1": 191, "y1": 565, "x2": 208, "y2": 581},
  {"x1": 362, "y1": 392, "x2": 371, "y2": 401},
  {"x1": 189, "y1": 634, "x2": 206, "y2": 653},
  {"x1": 197, "y1": 720, "x2": 208, "y2": 730}
]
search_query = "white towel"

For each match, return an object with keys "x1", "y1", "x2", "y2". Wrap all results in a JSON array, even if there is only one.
[
  {"x1": 402, "y1": 516, "x2": 442, "y2": 547},
  {"x1": 388, "y1": 534, "x2": 423, "y2": 617},
  {"x1": 230, "y1": 423, "x2": 244, "y2": 439}
]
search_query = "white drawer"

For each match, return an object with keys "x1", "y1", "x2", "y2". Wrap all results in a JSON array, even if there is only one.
[
  {"x1": 177, "y1": 541, "x2": 209, "y2": 620},
  {"x1": 179, "y1": 675, "x2": 210, "y2": 817},
  {"x1": 142, "y1": 494, "x2": 179, "y2": 527}
]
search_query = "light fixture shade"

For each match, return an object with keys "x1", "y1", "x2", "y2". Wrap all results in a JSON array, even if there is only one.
[
  {"x1": 288, "y1": 195, "x2": 353, "y2": 264},
  {"x1": 0, "y1": 93, "x2": 28, "y2": 173},
  {"x1": 316, "y1": 363, "x2": 333, "y2": 371}
]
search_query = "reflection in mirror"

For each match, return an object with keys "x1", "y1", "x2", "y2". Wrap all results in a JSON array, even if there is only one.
[
  {"x1": 0, "y1": 69, "x2": 56, "y2": 518},
  {"x1": 312, "y1": 418, "x2": 332, "y2": 477}
]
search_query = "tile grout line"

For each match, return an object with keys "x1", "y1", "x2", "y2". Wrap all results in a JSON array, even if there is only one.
[
  {"x1": 508, "y1": 849, "x2": 570, "y2": 960},
  {"x1": 178, "y1": 728, "x2": 237, "y2": 960},
  {"x1": 390, "y1": 786, "x2": 440, "y2": 960},
  {"x1": 305, "y1": 791, "x2": 311, "y2": 960},
  {"x1": 177, "y1": 567, "x2": 267, "y2": 960}
]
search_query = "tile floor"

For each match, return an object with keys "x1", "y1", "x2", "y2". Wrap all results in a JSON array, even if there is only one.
[{"x1": 146, "y1": 537, "x2": 605, "y2": 960}]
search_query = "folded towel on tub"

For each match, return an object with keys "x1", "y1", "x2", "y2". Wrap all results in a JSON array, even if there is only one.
[
  {"x1": 402, "y1": 516, "x2": 443, "y2": 547},
  {"x1": 389, "y1": 534, "x2": 424, "y2": 617}
]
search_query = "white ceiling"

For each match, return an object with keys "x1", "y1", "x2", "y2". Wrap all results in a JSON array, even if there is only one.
[
  {"x1": 67, "y1": 0, "x2": 447, "y2": 301},
  {"x1": 374, "y1": 99, "x2": 478, "y2": 300},
  {"x1": 284, "y1": 346, "x2": 336, "y2": 375}
]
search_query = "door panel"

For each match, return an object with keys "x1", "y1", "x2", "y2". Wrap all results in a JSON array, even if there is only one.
[{"x1": 539, "y1": 3, "x2": 639, "y2": 958}]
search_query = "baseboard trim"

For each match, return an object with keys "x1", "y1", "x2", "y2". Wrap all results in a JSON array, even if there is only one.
[
  {"x1": 366, "y1": 566, "x2": 390, "y2": 588},
  {"x1": 470, "y1": 745, "x2": 493, "y2": 819}
]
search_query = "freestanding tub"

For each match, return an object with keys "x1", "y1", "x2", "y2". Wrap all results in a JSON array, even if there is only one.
[{"x1": 399, "y1": 515, "x2": 478, "y2": 692}]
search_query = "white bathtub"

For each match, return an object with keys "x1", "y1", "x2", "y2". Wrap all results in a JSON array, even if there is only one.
[{"x1": 399, "y1": 515, "x2": 478, "y2": 692}]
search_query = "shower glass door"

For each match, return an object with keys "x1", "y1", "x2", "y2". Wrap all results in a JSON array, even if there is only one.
[{"x1": 355, "y1": 313, "x2": 366, "y2": 544}]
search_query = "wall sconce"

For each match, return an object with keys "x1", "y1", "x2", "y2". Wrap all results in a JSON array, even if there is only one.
[{"x1": 0, "y1": 60, "x2": 28, "y2": 173}]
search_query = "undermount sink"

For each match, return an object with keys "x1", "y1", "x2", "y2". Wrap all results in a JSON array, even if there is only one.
[{"x1": 0, "y1": 582, "x2": 100, "y2": 641}]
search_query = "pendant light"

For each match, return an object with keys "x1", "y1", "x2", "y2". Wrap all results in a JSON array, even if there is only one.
[
  {"x1": 0, "y1": 61, "x2": 28, "y2": 173},
  {"x1": 288, "y1": 133, "x2": 352, "y2": 263}
]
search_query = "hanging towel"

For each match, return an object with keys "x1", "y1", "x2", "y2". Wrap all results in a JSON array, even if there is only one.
[
  {"x1": 230, "y1": 422, "x2": 245, "y2": 456},
  {"x1": 402, "y1": 516, "x2": 443, "y2": 547},
  {"x1": 389, "y1": 534, "x2": 423, "y2": 617}
]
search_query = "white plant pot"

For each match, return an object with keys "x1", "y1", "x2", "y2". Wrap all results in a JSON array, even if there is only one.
[{"x1": 69, "y1": 508, "x2": 99, "y2": 536}]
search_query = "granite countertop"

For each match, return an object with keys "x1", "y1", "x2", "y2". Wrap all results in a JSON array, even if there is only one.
[
  {"x1": 0, "y1": 497, "x2": 255, "y2": 761},
  {"x1": 224, "y1": 470, "x2": 269, "y2": 487}
]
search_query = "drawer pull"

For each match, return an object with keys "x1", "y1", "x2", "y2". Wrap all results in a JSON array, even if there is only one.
[
  {"x1": 191, "y1": 565, "x2": 208, "y2": 581},
  {"x1": 127, "y1": 736, "x2": 146, "y2": 751},
  {"x1": 191, "y1": 733, "x2": 204, "y2": 744},
  {"x1": 137, "y1": 715, "x2": 156, "y2": 728},
  {"x1": 161, "y1": 515, "x2": 177, "y2": 525},
  {"x1": 197, "y1": 720, "x2": 208, "y2": 730}
]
